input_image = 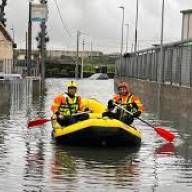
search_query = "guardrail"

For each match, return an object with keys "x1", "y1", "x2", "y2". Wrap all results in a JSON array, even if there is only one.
[{"x1": 116, "y1": 39, "x2": 192, "y2": 87}]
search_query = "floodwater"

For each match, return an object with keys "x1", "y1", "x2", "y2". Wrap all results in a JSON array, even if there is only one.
[{"x1": 0, "y1": 78, "x2": 192, "y2": 192}]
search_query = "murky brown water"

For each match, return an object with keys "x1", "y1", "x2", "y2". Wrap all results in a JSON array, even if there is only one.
[{"x1": 0, "y1": 78, "x2": 192, "y2": 191}]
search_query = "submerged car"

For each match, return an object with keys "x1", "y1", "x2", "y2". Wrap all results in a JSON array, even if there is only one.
[{"x1": 88, "y1": 73, "x2": 109, "y2": 80}]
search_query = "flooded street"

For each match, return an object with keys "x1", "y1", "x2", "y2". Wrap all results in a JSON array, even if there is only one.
[{"x1": 0, "y1": 79, "x2": 192, "y2": 191}]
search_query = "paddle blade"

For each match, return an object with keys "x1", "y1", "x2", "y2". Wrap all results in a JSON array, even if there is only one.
[
  {"x1": 154, "y1": 127, "x2": 175, "y2": 142},
  {"x1": 27, "y1": 118, "x2": 50, "y2": 128}
]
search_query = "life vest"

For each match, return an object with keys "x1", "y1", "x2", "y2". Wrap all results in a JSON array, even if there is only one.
[
  {"x1": 113, "y1": 94, "x2": 144, "y2": 113},
  {"x1": 59, "y1": 96, "x2": 80, "y2": 115}
]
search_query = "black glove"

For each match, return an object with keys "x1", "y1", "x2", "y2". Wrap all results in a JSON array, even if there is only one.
[
  {"x1": 132, "y1": 102, "x2": 139, "y2": 110},
  {"x1": 102, "y1": 111, "x2": 116, "y2": 119},
  {"x1": 55, "y1": 111, "x2": 60, "y2": 116},
  {"x1": 121, "y1": 115, "x2": 134, "y2": 125},
  {"x1": 84, "y1": 107, "x2": 90, "y2": 112},
  {"x1": 77, "y1": 113, "x2": 89, "y2": 121},
  {"x1": 108, "y1": 100, "x2": 115, "y2": 110},
  {"x1": 57, "y1": 115, "x2": 76, "y2": 126},
  {"x1": 132, "y1": 111, "x2": 141, "y2": 118},
  {"x1": 127, "y1": 116, "x2": 134, "y2": 124}
]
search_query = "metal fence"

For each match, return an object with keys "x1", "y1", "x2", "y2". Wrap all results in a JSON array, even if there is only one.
[
  {"x1": 14, "y1": 60, "x2": 39, "y2": 76},
  {"x1": 116, "y1": 40, "x2": 192, "y2": 87}
]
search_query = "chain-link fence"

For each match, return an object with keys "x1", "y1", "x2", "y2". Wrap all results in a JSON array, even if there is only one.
[{"x1": 116, "y1": 40, "x2": 192, "y2": 87}]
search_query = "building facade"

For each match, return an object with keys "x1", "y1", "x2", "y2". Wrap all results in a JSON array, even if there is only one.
[
  {"x1": 0, "y1": 23, "x2": 14, "y2": 74},
  {"x1": 46, "y1": 50, "x2": 103, "y2": 58},
  {"x1": 181, "y1": 9, "x2": 192, "y2": 41}
]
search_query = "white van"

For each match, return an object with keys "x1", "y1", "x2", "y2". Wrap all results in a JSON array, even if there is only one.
[{"x1": 0, "y1": 73, "x2": 22, "y2": 80}]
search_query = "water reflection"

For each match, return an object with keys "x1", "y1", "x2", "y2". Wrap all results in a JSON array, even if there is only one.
[
  {"x1": 155, "y1": 143, "x2": 176, "y2": 155},
  {"x1": 50, "y1": 146, "x2": 141, "y2": 191},
  {"x1": 23, "y1": 142, "x2": 45, "y2": 192},
  {"x1": 0, "y1": 128, "x2": 8, "y2": 177},
  {"x1": 0, "y1": 81, "x2": 11, "y2": 117},
  {"x1": 0, "y1": 80, "x2": 44, "y2": 120},
  {"x1": 51, "y1": 147, "x2": 77, "y2": 177}
]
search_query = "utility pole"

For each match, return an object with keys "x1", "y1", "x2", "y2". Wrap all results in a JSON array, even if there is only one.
[
  {"x1": 125, "y1": 24, "x2": 129, "y2": 53},
  {"x1": 38, "y1": 0, "x2": 49, "y2": 81},
  {"x1": 157, "y1": 0, "x2": 165, "y2": 119},
  {"x1": 81, "y1": 39, "x2": 85, "y2": 79},
  {"x1": 134, "y1": 0, "x2": 139, "y2": 77},
  {"x1": 90, "y1": 40, "x2": 93, "y2": 73},
  {"x1": 41, "y1": 22, "x2": 46, "y2": 81},
  {"x1": 75, "y1": 30, "x2": 81, "y2": 79},
  {"x1": 27, "y1": 0, "x2": 32, "y2": 76},
  {"x1": 134, "y1": 0, "x2": 138, "y2": 54},
  {"x1": 159, "y1": 0, "x2": 165, "y2": 83},
  {"x1": 25, "y1": 32, "x2": 28, "y2": 69},
  {"x1": 119, "y1": 6, "x2": 125, "y2": 66}
]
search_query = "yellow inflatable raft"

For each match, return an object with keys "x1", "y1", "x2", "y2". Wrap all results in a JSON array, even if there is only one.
[{"x1": 51, "y1": 98, "x2": 142, "y2": 146}]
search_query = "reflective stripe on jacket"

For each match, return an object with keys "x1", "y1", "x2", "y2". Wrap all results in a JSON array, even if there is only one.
[
  {"x1": 51, "y1": 95, "x2": 83, "y2": 115},
  {"x1": 113, "y1": 94, "x2": 144, "y2": 112},
  {"x1": 59, "y1": 96, "x2": 79, "y2": 115}
]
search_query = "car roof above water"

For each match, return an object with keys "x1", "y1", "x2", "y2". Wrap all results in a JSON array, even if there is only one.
[{"x1": 89, "y1": 73, "x2": 109, "y2": 80}]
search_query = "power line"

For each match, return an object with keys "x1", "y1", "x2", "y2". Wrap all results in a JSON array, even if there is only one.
[{"x1": 53, "y1": 0, "x2": 72, "y2": 38}]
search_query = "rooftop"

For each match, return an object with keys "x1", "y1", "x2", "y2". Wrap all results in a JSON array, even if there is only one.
[
  {"x1": 180, "y1": 9, "x2": 192, "y2": 14},
  {"x1": 0, "y1": 23, "x2": 16, "y2": 48}
]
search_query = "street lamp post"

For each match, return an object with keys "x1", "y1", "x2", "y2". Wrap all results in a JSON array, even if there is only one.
[
  {"x1": 134, "y1": 0, "x2": 138, "y2": 54},
  {"x1": 75, "y1": 30, "x2": 81, "y2": 79},
  {"x1": 125, "y1": 24, "x2": 129, "y2": 53},
  {"x1": 75, "y1": 31, "x2": 87, "y2": 78},
  {"x1": 27, "y1": 0, "x2": 33, "y2": 76},
  {"x1": 40, "y1": 0, "x2": 48, "y2": 82},
  {"x1": 90, "y1": 40, "x2": 93, "y2": 73},
  {"x1": 134, "y1": 0, "x2": 139, "y2": 78},
  {"x1": 119, "y1": 6, "x2": 125, "y2": 75},
  {"x1": 81, "y1": 39, "x2": 85, "y2": 79},
  {"x1": 159, "y1": 0, "x2": 165, "y2": 82},
  {"x1": 157, "y1": 0, "x2": 165, "y2": 118}
]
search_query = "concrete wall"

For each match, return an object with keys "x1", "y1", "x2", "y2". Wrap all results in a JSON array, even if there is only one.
[{"x1": 115, "y1": 78, "x2": 192, "y2": 138}]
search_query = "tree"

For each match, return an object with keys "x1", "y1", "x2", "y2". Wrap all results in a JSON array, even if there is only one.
[{"x1": 0, "y1": 0, "x2": 7, "y2": 27}]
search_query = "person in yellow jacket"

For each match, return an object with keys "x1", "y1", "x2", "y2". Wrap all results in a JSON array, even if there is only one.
[
  {"x1": 103, "y1": 81, "x2": 144, "y2": 125},
  {"x1": 51, "y1": 80, "x2": 88, "y2": 126}
]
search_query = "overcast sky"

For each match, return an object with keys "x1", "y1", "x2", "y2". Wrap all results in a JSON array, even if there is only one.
[{"x1": 4, "y1": 0, "x2": 192, "y2": 53}]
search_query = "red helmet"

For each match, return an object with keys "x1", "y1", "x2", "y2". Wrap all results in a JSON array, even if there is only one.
[{"x1": 118, "y1": 81, "x2": 129, "y2": 90}]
